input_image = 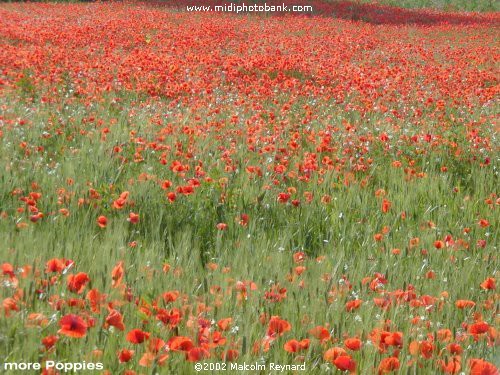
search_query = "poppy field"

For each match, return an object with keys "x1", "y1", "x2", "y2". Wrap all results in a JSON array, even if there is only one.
[{"x1": 0, "y1": 1, "x2": 498, "y2": 374}]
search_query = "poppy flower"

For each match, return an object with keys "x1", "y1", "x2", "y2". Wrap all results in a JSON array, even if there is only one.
[
  {"x1": 284, "y1": 339, "x2": 309, "y2": 353},
  {"x1": 97, "y1": 215, "x2": 108, "y2": 228},
  {"x1": 309, "y1": 325, "x2": 331, "y2": 342},
  {"x1": 148, "y1": 337, "x2": 166, "y2": 354},
  {"x1": 469, "y1": 359, "x2": 498, "y2": 375},
  {"x1": 266, "y1": 316, "x2": 291, "y2": 338},
  {"x1": 111, "y1": 261, "x2": 124, "y2": 288},
  {"x1": 333, "y1": 355, "x2": 356, "y2": 372},
  {"x1": 2, "y1": 298, "x2": 19, "y2": 317},
  {"x1": 67, "y1": 272, "x2": 90, "y2": 294},
  {"x1": 105, "y1": 308, "x2": 125, "y2": 331},
  {"x1": 217, "y1": 317, "x2": 232, "y2": 331},
  {"x1": 118, "y1": 349, "x2": 134, "y2": 363},
  {"x1": 162, "y1": 290, "x2": 180, "y2": 303},
  {"x1": 126, "y1": 329, "x2": 150, "y2": 344},
  {"x1": 156, "y1": 308, "x2": 182, "y2": 329},
  {"x1": 58, "y1": 314, "x2": 87, "y2": 338},
  {"x1": 447, "y1": 343, "x2": 463, "y2": 355},
  {"x1": 222, "y1": 349, "x2": 239, "y2": 361},
  {"x1": 345, "y1": 299, "x2": 363, "y2": 312},
  {"x1": 437, "y1": 329, "x2": 453, "y2": 343},
  {"x1": 455, "y1": 300, "x2": 475, "y2": 309},
  {"x1": 277, "y1": 192, "x2": 290, "y2": 203},
  {"x1": 216, "y1": 222, "x2": 228, "y2": 230},
  {"x1": 127, "y1": 212, "x2": 139, "y2": 224},
  {"x1": 42, "y1": 335, "x2": 59, "y2": 350},
  {"x1": 27, "y1": 313, "x2": 48, "y2": 327},
  {"x1": 168, "y1": 336, "x2": 194, "y2": 352},
  {"x1": 293, "y1": 252, "x2": 306, "y2": 263},
  {"x1": 438, "y1": 356, "x2": 461, "y2": 374},
  {"x1": 378, "y1": 357, "x2": 400, "y2": 374},
  {"x1": 324, "y1": 347, "x2": 347, "y2": 363},
  {"x1": 468, "y1": 321, "x2": 490, "y2": 335},
  {"x1": 86, "y1": 289, "x2": 106, "y2": 313},
  {"x1": 45, "y1": 258, "x2": 66, "y2": 273},
  {"x1": 344, "y1": 337, "x2": 362, "y2": 351},
  {"x1": 480, "y1": 277, "x2": 495, "y2": 290},
  {"x1": 2, "y1": 263, "x2": 15, "y2": 278},
  {"x1": 187, "y1": 347, "x2": 210, "y2": 362},
  {"x1": 434, "y1": 240, "x2": 445, "y2": 249},
  {"x1": 381, "y1": 199, "x2": 391, "y2": 213}
]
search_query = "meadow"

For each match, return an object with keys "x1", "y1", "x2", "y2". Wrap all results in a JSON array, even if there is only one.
[
  {"x1": 0, "y1": 1, "x2": 498, "y2": 374},
  {"x1": 363, "y1": 0, "x2": 498, "y2": 12}
]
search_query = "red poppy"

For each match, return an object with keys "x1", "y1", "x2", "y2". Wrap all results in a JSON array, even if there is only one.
[
  {"x1": 97, "y1": 215, "x2": 108, "y2": 228},
  {"x1": 221, "y1": 349, "x2": 239, "y2": 362},
  {"x1": 148, "y1": 337, "x2": 166, "y2": 354},
  {"x1": 156, "y1": 308, "x2": 182, "y2": 329},
  {"x1": 127, "y1": 212, "x2": 139, "y2": 224},
  {"x1": 162, "y1": 290, "x2": 180, "y2": 303},
  {"x1": 381, "y1": 199, "x2": 391, "y2": 213},
  {"x1": 334, "y1": 355, "x2": 356, "y2": 372},
  {"x1": 217, "y1": 317, "x2": 232, "y2": 331},
  {"x1": 480, "y1": 277, "x2": 495, "y2": 290},
  {"x1": 3, "y1": 298, "x2": 19, "y2": 317},
  {"x1": 469, "y1": 359, "x2": 498, "y2": 375},
  {"x1": 67, "y1": 272, "x2": 90, "y2": 294},
  {"x1": 378, "y1": 357, "x2": 400, "y2": 374},
  {"x1": 345, "y1": 299, "x2": 363, "y2": 312},
  {"x1": 469, "y1": 321, "x2": 490, "y2": 335},
  {"x1": 45, "y1": 258, "x2": 66, "y2": 273},
  {"x1": 455, "y1": 299, "x2": 475, "y2": 309},
  {"x1": 438, "y1": 356, "x2": 461, "y2": 374},
  {"x1": 284, "y1": 339, "x2": 309, "y2": 353},
  {"x1": 2, "y1": 263, "x2": 15, "y2": 278},
  {"x1": 344, "y1": 337, "x2": 362, "y2": 351},
  {"x1": 277, "y1": 192, "x2": 290, "y2": 203},
  {"x1": 86, "y1": 289, "x2": 106, "y2": 313},
  {"x1": 105, "y1": 308, "x2": 125, "y2": 331},
  {"x1": 266, "y1": 316, "x2": 291, "y2": 338},
  {"x1": 309, "y1": 325, "x2": 331, "y2": 342},
  {"x1": 187, "y1": 347, "x2": 210, "y2": 362},
  {"x1": 168, "y1": 336, "x2": 194, "y2": 352},
  {"x1": 42, "y1": 335, "x2": 59, "y2": 350},
  {"x1": 324, "y1": 347, "x2": 347, "y2": 363},
  {"x1": 126, "y1": 329, "x2": 150, "y2": 344},
  {"x1": 118, "y1": 349, "x2": 134, "y2": 363},
  {"x1": 58, "y1": 314, "x2": 87, "y2": 338}
]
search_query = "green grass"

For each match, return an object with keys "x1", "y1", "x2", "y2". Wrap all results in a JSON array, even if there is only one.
[
  {"x1": 360, "y1": 0, "x2": 499, "y2": 12},
  {"x1": 0, "y1": 88, "x2": 497, "y2": 373}
]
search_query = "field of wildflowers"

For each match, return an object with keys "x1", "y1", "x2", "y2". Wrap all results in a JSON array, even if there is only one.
[{"x1": 0, "y1": 1, "x2": 498, "y2": 374}]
